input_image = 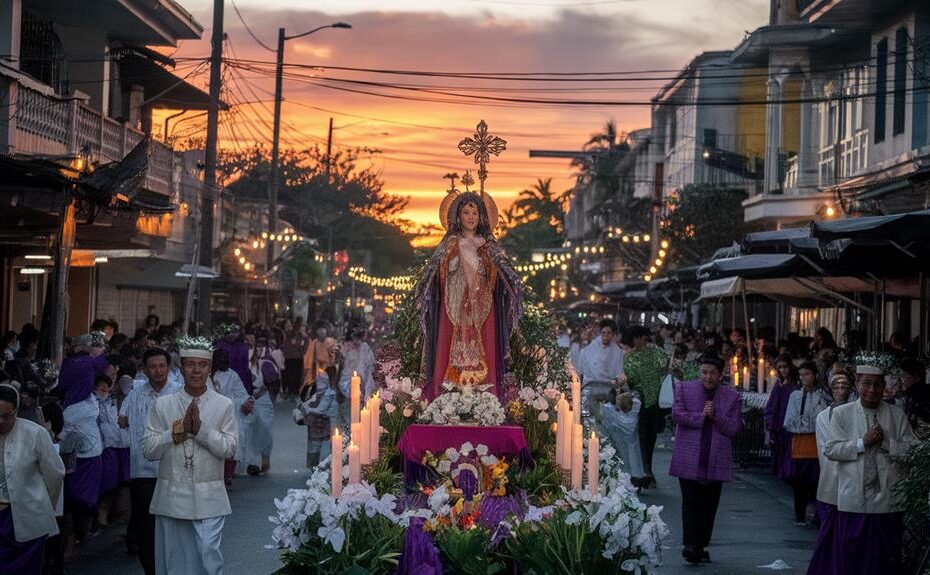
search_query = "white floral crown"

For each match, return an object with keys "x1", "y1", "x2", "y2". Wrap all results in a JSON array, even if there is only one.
[
  {"x1": 854, "y1": 351, "x2": 896, "y2": 376},
  {"x1": 176, "y1": 336, "x2": 214, "y2": 360}
]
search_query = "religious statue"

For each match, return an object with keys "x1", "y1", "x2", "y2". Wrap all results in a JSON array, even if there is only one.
[{"x1": 414, "y1": 121, "x2": 523, "y2": 400}]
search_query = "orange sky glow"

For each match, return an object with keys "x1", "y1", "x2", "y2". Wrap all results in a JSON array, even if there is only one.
[{"x1": 164, "y1": 1, "x2": 768, "y2": 239}]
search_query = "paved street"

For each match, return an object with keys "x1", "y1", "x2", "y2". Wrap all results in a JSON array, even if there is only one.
[
  {"x1": 65, "y1": 401, "x2": 304, "y2": 575},
  {"x1": 66, "y1": 409, "x2": 817, "y2": 575},
  {"x1": 642, "y1": 439, "x2": 817, "y2": 574}
]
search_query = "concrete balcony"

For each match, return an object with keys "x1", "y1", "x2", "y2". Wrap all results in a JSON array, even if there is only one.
[
  {"x1": 742, "y1": 188, "x2": 833, "y2": 225},
  {"x1": 819, "y1": 129, "x2": 869, "y2": 187},
  {"x1": 2, "y1": 68, "x2": 180, "y2": 198}
]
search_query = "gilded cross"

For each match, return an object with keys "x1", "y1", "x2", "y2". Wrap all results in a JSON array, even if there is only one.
[{"x1": 457, "y1": 120, "x2": 507, "y2": 193}]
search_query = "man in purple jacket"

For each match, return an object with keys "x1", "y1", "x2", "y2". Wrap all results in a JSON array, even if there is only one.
[{"x1": 668, "y1": 354, "x2": 741, "y2": 564}]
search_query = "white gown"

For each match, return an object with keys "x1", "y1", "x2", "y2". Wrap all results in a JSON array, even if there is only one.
[
  {"x1": 239, "y1": 365, "x2": 275, "y2": 470},
  {"x1": 211, "y1": 370, "x2": 250, "y2": 465},
  {"x1": 600, "y1": 398, "x2": 646, "y2": 479}
]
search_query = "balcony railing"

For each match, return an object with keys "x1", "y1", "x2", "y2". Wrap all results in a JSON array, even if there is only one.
[
  {"x1": 6, "y1": 74, "x2": 178, "y2": 198},
  {"x1": 818, "y1": 128, "x2": 869, "y2": 187}
]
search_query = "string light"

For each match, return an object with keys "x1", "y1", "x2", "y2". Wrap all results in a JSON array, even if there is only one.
[{"x1": 347, "y1": 266, "x2": 413, "y2": 291}]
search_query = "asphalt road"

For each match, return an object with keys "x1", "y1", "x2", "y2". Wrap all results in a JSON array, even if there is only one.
[
  {"x1": 65, "y1": 408, "x2": 817, "y2": 574},
  {"x1": 65, "y1": 400, "x2": 306, "y2": 575}
]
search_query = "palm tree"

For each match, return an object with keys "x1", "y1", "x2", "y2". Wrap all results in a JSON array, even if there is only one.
[{"x1": 511, "y1": 177, "x2": 570, "y2": 232}]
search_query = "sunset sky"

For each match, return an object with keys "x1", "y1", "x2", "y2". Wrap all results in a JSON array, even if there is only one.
[{"x1": 172, "y1": 0, "x2": 768, "y2": 229}]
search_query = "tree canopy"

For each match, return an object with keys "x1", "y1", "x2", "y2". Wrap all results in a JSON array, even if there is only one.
[{"x1": 218, "y1": 145, "x2": 416, "y2": 276}]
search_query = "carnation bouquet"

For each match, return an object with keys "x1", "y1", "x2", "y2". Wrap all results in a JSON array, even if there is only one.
[{"x1": 420, "y1": 383, "x2": 506, "y2": 426}]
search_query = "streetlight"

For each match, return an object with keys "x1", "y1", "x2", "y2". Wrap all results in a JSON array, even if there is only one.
[{"x1": 267, "y1": 22, "x2": 352, "y2": 270}]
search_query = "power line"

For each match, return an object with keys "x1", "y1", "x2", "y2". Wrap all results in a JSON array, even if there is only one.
[{"x1": 230, "y1": 0, "x2": 276, "y2": 53}]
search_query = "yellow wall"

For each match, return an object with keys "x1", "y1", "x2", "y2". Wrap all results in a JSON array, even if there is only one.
[
  {"x1": 781, "y1": 78, "x2": 802, "y2": 156},
  {"x1": 737, "y1": 68, "x2": 767, "y2": 161}
]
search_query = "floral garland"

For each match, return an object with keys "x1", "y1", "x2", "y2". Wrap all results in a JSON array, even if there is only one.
[
  {"x1": 419, "y1": 384, "x2": 506, "y2": 426},
  {"x1": 854, "y1": 351, "x2": 898, "y2": 375}
]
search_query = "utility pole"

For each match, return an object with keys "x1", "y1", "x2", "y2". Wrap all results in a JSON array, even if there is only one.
[
  {"x1": 184, "y1": 0, "x2": 223, "y2": 334},
  {"x1": 267, "y1": 27, "x2": 285, "y2": 270},
  {"x1": 325, "y1": 116, "x2": 333, "y2": 183}
]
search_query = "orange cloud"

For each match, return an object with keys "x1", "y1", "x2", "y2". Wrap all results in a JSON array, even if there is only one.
[{"x1": 167, "y1": 4, "x2": 766, "y2": 230}]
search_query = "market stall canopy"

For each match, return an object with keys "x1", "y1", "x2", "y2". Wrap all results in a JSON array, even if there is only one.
[
  {"x1": 696, "y1": 253, "x2": 821, "y2": 281},
  {"x1": 698, "y1": 276, "x2": 919, "y2": 304},
  {"x1": 811, "y1": 209, "x2": 930, "y2": 244}
]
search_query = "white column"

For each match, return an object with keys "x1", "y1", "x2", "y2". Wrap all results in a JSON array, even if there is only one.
[
  {"x1": 796, "y1": 77, "x2": 818, "y2": 191},
  {"x1": 764, "y1": 77, "x2": 783, "y2": 194}
]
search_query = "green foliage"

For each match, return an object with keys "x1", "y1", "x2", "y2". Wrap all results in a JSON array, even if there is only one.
[
  {"x1": 509, "y1": 302, "x2": 569, "y2": 391},
  {"x1": 282, "y1": 244, "x2": 325, "y2": 290},
  {"x1": 364, "y1": 449, "x2": 404, "y2": 495},
  {"x1": 436, "y1": 528, "x2": 506, "y2": 575},
  {"x1": 394, "y1": 291, "x2": 423, "y2": 381},
  {"x1": 893, "y1": 440, "x2": 930, "y2": 565},
  {"x1": 503, "y1": 508, "x2": 621, "y2": 575},
  {"x1": 507, "y1": 457, "x2": 562, "y2": 504},
  {"x1": 285, "y1": 513, "x2": 403, "y2": 575},
  {"x1": 218, "y1": 145, "x2": 415, "y2": 275},
  {"x1": 665, "y1": 184, "x2": 756, "y2": 266}
]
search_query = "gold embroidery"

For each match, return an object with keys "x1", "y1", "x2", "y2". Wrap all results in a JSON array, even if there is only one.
[{"x1": 441, "y1": 237, "x2": 498, "y2": 387}]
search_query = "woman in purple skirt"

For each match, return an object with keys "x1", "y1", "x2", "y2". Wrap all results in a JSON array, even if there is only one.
[
  {"x1": 0, "y1": 383, "x2": 66, "y2": 575},
  {"x1": 60, "y1": 373, "x2": 107, "y2": 556},
  {"x1": 806, "y1": 370, "x2": 854, "y2": 575},
  {"x1": 764, "y1": 355, "x2": 798, "y2": 483}
]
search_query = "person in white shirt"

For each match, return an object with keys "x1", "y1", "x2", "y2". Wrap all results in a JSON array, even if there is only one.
[
  {"x1": 119, "y1": 348, "x2": 181, "y2": 575},
  {"x1": 340, "y1": 325, "x2": 375, "y2": 398},
  {"x1": 210, "y1": 348, "x2": 250, "y2": 486},
  {"x1": 242, "y1": 339, "x2": 275, "y2": 476},
  {"x1": 60, "y1": 373, "x2": 107, "y2": 557},
  {"x1": 142, "y1": 338, "x2": 237, "y2": 575},
  {"x1": 577, "y1": 319, "x2": 625, "y2": 417},
  {"x1": 807, "y1": 370, "x2": 854, "y2": 575},
  {"x1": 0, "y1": 383, "x2": 65, "y2": 575},
  {"x1": 824, "y1": 355, "x2": 918, "y2": 574}
]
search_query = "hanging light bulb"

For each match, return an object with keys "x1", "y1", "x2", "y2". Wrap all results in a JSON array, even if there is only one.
[{"x1": 234, "y1": 248, "x2": 241, "y2": 256}]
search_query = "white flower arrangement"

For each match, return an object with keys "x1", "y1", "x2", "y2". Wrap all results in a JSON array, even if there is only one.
[
  {"x1": 419, "y1": 386, "x2": 506, "y2": 426},
  {"x1": 555, "y1": 486, "x2": 669, "y2": 573}
]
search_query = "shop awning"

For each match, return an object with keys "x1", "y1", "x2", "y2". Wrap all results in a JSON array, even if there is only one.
[
  {"x1": 811, "y1": 209, "x2": 930, "y2": 244},
  {"x1": 698, "y1": 275, "x2": 919, "y2": 305},
  {"x1": 696, "y1": 253, "x2": 820, "y2": 281}
]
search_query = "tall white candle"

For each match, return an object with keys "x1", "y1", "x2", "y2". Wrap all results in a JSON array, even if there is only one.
[
  {"x1": 555, "y1": 395, "x2": 568, "y2": 467},
  {"x1": 348, "y1": 441, "x2": 360, "y2": 485},
  {"x1": 757, "y1": 358, "x2": 765, "y2": 394},
  {"x1": 351, "y1": 371, "x2": 362, "y2": 424},
  {"x1": 742, "y1": 365, "x2": 749, "y2": 391},
  {"x1": 571, "y1": 422, "x2": 583, "y2": 490},
  {"x1": 587, "y1": 431, "x2": 600, "y2": 496},
  {"x1": 733, "y1": 369, "x2": 740, "y2": 389},
  {"x1": 331, "y1": 428, "x2": 343, "y2": 497},
  {"x1": 360, "y1": 406, "x2": 371, "y2": 465},
  {"x1": 571, "y1": 373, "x2": 581, "y2": 424},
  {"x1": 369, "y1": 394, "x2": 381, "y2": 461}
]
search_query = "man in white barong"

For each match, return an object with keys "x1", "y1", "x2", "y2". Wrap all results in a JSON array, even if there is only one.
[
  {"x1": 824, "y1": 353, "x2": 918, "y2": 574},
  {"x1": 576, "y1": 319, "x2": 624, "y2": 417},
  {"x1": 142, "y1": 337, "x2": 237, "y2": 575}
]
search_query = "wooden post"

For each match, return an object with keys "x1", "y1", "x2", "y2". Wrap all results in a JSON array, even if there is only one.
[{"x1": 51, "y1": 196, "x2": 76, "y2": 365}]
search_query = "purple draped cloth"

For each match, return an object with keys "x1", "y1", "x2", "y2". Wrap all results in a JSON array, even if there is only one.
[
  {"x1": 59, "y1": 353, "x2": 110, "y2": 408},
  {"x1": 806, "y1": 502, "x2": 840, "y2": 575},
  {"x1": 65, "y1": 455, "x2": 102, "y2": 514},
  {"x1": 214, "y1": 338, "x2": 254, "y2": 395},
  {"x1": 0, "y1": 507, "x2": 45, "y2": 575},
  {"x1": 764, "y1": 379, "x2": 798, "y2": 482},
  {"x1": 397, "y1": 517, "x2": 444, "y2": 575},
  {"x1": 835, "y1": 511, "x2": 904, "y2": 574}
]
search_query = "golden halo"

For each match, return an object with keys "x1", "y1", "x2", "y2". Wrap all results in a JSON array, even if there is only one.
[{"x1": 439, "y1": 192, "x2": 499, "y2": 231}]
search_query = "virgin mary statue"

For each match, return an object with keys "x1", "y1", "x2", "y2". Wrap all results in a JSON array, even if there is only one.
[{"x1": 414, "y1": 189, "x2": 523, "y2": 400}]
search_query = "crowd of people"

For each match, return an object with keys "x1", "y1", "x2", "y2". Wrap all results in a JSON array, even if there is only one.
[
  {"x1": 0, "y1": 313, "x2": 377, "y2": 575},
  {"x1": 565, "y1": 318, "x2": 930, "y2": 571}
]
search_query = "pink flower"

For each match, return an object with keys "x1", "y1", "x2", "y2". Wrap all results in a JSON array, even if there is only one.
[
  {"x1": 537, "y1": 411, "x2": 550, "y2": 422},
  {"x1": 403, "y1": 407, "x2": 413, "y2": 418},
  {"x1": 384, "y1": 403, "x2": 397, "y2": 414}
]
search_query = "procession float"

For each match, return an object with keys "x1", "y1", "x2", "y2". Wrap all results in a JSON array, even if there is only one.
[{"x1": 269, "y1": 122, "x2": 668, "y2": 575}]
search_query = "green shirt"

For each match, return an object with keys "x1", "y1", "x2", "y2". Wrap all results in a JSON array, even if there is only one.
[{"x1": 625, "y1": 344, "x2": 669, "y2": 408}]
